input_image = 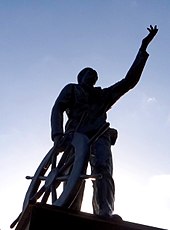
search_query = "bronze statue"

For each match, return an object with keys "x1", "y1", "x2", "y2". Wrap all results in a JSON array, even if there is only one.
[
  {"x1": 10, "y1": 25, "x2": 158, "y2": 229},
  {"x1": 50, "y1": 25, "x2": 158, "y2": 217}
]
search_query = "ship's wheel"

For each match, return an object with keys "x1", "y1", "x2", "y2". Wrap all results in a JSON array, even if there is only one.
[{"x1": 10, "y1": 123, "x2": 109, "y2": 229}]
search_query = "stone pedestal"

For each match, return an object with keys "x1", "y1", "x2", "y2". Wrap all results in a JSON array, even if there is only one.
[{"x1": 15, "y1": 203, "x2": 166, "y2": 230}]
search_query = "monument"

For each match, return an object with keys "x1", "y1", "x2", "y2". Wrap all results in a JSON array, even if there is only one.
[{"x1": 10, "y1": 25, "x2": 166, "y2": 230}]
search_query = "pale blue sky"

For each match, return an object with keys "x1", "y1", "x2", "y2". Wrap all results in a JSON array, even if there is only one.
[{"x1": 0, "y1": 1, "x2": 170, "y2": 229}]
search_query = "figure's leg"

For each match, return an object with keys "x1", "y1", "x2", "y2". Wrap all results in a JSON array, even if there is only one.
[
  {"x1": 62, "y1": 132, "x2": 88, "y2": 211},
  {"x1": 90, "y1": 134, "x2": 115, "y2": 217},
  {"x1": 68, "y1": 180, "x2": 86, "y2": 210},
  {"x1": 61, "y1": 153, "x2": 86, "y2": 211}
]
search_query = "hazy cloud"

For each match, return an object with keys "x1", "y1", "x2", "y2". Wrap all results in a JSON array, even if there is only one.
[{"x1": 146, "y1": 97, "x2": 157, "y2": 104}]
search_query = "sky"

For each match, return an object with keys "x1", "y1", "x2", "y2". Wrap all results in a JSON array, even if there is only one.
[{"x1": 0, "y1": 0, "x2": 170, "y2": 229}]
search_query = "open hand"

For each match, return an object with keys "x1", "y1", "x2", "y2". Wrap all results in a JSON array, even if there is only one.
[
  {"x1": 141, "y1": 25, "x2": 158, "y2": 51},
  {"x1": 147, "y1": 25, "x2": 158, "y2": 39}
]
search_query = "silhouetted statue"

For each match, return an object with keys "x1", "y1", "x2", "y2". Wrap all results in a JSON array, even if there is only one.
[{"x1": 51, "y1": 25, "x2": 158, "y2": 217}]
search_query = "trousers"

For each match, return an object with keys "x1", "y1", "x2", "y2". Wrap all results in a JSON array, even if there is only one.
[{"x1": 68, "y1": 132, "x2": 115, "y2": 217}]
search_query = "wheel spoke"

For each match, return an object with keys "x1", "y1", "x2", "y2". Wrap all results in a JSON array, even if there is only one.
[
  {"x1": 30, "y1": 185, "x2": 46, "y2": 202},
  {"x1": 51, "y1": 184, "x2": 57, "y2": 203},
  {"x1": 41, "y1": 188, "x2": 51, "y2": 204}
]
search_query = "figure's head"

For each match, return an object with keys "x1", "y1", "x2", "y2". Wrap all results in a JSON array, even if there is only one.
[{"x1": 77, "y1": 67, "x2": 98, "y2": 87}]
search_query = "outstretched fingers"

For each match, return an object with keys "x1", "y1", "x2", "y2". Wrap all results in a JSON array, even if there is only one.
[{"x1": 147, "y1": 25, "x2": 158, "y2": 34}]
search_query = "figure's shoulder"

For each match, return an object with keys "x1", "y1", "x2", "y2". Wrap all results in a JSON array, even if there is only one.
[
  {"x1": 62, "y1": 83, "x2": 78, "y2": 91},
  {"x1": 64, "y1": 83, "x2": 77, "y2": 87},
  {"x1": 95, "y1": 86, "x2": 102, "y2": 91},
  {"x1": 95, "y1": 86, "x2": 111, "y2": 94}
]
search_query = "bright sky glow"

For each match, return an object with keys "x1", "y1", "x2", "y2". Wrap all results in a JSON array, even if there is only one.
[{"x1": 0, "y1": 1, "x2": 170, "y2": 229}]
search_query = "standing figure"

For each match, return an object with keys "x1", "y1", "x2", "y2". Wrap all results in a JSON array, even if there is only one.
[{"x1": 51, "y1": 25, "x2": 158, "y2": 217}]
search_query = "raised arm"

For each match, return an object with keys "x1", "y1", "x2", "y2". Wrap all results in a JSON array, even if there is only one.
[
  {"x1": 105, "y1": 25, "x2": 158, "y2": 109},
  {"x1": 118, "y1": 24, "x2": 159, "y2": 88},
  {"x1": 124, "y1": 25, "x2": 159, "y2": 88}
]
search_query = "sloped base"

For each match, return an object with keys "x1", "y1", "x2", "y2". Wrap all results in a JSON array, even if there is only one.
[{"x1": 15, "y1": 203, "x2": 166, "y2": 230}]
